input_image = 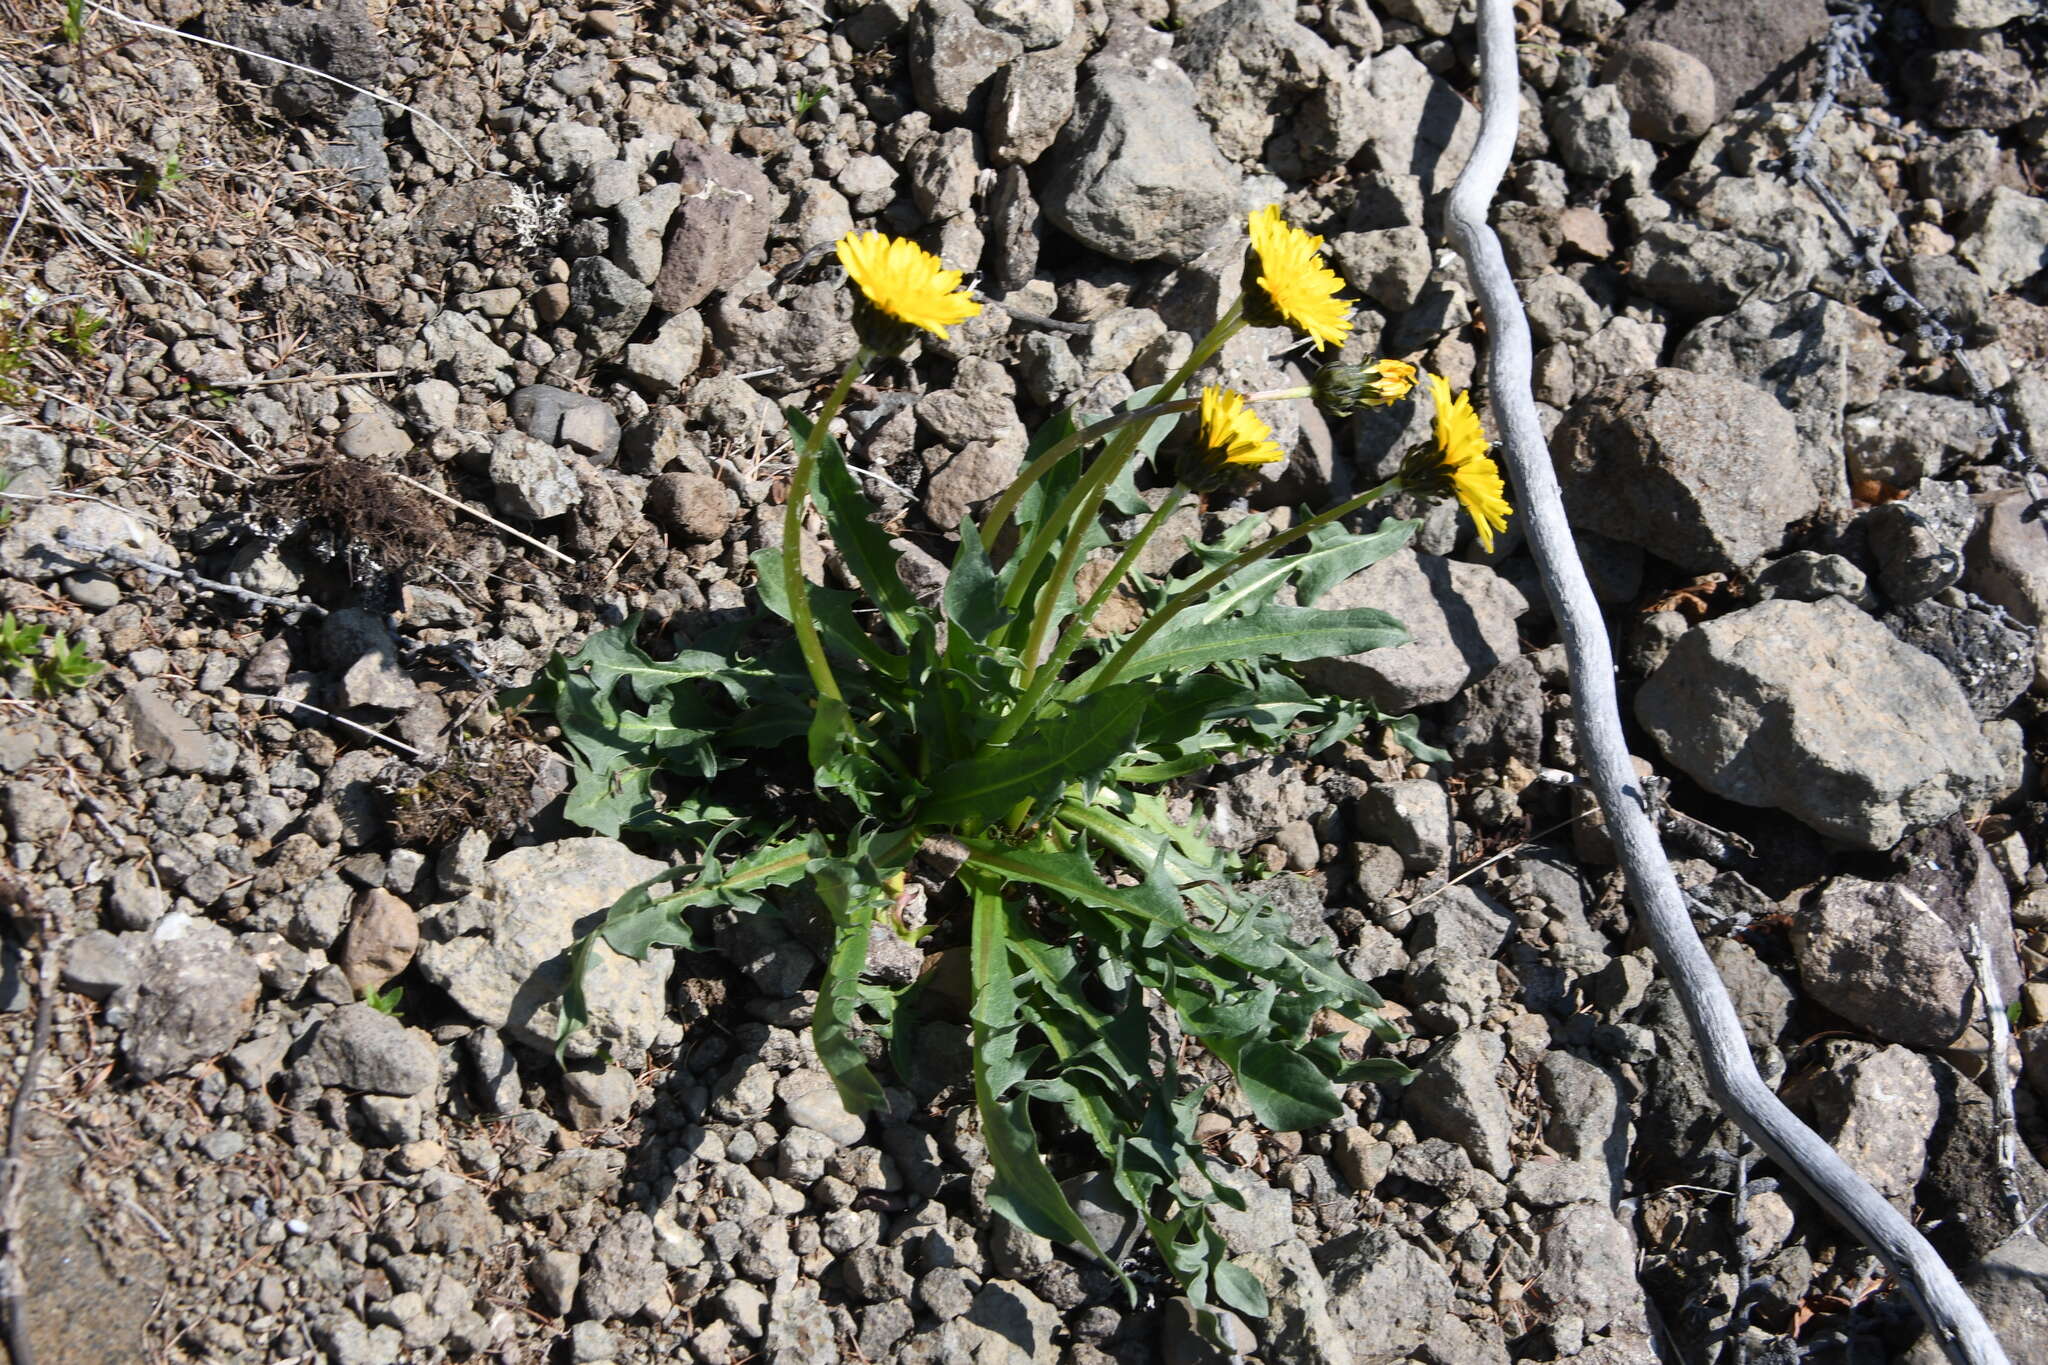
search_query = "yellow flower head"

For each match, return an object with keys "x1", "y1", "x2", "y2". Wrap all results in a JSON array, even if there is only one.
[
  {"x1": 1365, "y1": 358, "x2": 1419, "y2": 405},
  {"x1": 1190, "y1": 386, "x2": 1283, "y2": 486},
  {"x1": 1422, "y1": 372, "x2": 1511, "y2": 553},
  {"x1": 1243, "y1": 205, "x2": 1353, "y2": 351},
  {"x1": 1310, "y1": 357, "x2": 1420, "y2": 416},
  {"x1": 834, "y1": 230, "x2": 982, "y2": 349}
]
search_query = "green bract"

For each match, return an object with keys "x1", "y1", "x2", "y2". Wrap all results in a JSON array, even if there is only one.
[{"x1": 522, "y1": 266, "x2": 1464, "y2": 1332}]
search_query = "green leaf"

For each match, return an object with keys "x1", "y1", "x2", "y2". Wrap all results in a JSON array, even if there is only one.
[
  {"x1": 557, "y1": 616, "x2": 734, "y2": 703},
  {"x1": 1213, "y1": 1262, "x2": 1271, "y2": 1319},
  {"x1": 813, "y1": 863, "x2": 888, "y2": 1114},
  {"x1": 1078, "y1": 604, "x2": 1409, "y2": 690},
  {"x1": 968, "y1": 873, "x2": 1119, "y2": 1256},
  {"x1": 959, "y1": 837, "x2": 1187, "y2": 932},
  {"x1": 1291, "y1": 517, "x2": 1420, "y2": 609},
  {"x1": 943, "y1": 513, "x2": 1010, "y2": 643},
  {"x1": 919, "y1": 684, "x2": 1152, "y2": 828},
  {"x1": 1204, "y1": 1036, "x2": 1347, "y2": 1131},
  {"x1": 752, "y1": 547, "x2": 906, "y2": 678},
  {"x1": 1382, "y1": 711, "x2": 1451, "y2": 764},
  {"x1": 790, "y1": 407, "x2": 918, "y2": 639}
]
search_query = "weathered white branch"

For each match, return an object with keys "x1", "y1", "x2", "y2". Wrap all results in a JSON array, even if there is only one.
[{"x1": 1444, "y1": 4, "x2": 2011, "y2": 1362}]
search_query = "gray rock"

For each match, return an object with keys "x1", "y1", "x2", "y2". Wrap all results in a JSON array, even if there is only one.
[
  {"x1": 1866, "y1": 479, "x2": 1977, "y2": 606},
  {"x1": 1209, "y1": 1164, "x2": 1296, "y2": 1255},
  {"x1": 784, "y1": 1079, "x2": 868, "y2": 1147},
  {"x1": 415, "y1": 838, "x2": 674, "y2": 1065},
  {"x1": 908, "y1": 126, "x2": 980, "y2": 221},
  {"x1": 338, "y1": 887, "x2": 418, "y2": 993},
  {"x1": 112, "y1": 918, "x2": 260, "y2": 1081},
  {"x1": 536, "y1": 120, "x2": 617, "y2": 183},
  {"x1": 581, "y1": 1212, "x2": 663, "y2": 1322},
  {"x1": 1553, "y1": 369, "x2": 1819, "y2": 573},
  {"x1": 1752, "y1": 552, "x2": 1875, "y2": 610},
  {"x1": 912, "y1": 0, "x2": 1023, "y2": 118},
  {"x1": 1923, "y1": 0, "x2": 2035, "y2": 25},
  {"x1": 611, "y1": 180, "x2": 682, "y2": 284},
  {"x1": 1915, "y1": 129, "x2": 2003, "y2": 213},
  {"x1": 421, "y1": 310, "x2": 514, "y2": 388},
  {"x1": 653, "y1": 142, "x2": 774, "y2": 313},
  {"x1": 1618, "y1": 0, "x2": 1827, "y2": 120},
  {"x1": 708, "y1": 276, "x2": 860, "y2": 395},
  {"x1": 1532, "y1": 1202, "x2": 1652, "y2": 1339},
  {"x1": 1792, "y1": 875, "x2": 1992, "y2": 1049},
  {"x1": 1175, "y1": 0, "x2": 1359, "y2": 171},
  {"x1": 1356, "y1": 779, "x2": 1451, "y2": 874},
  {"x1": 1845, "y1": 390, "x2": 1995, "y2": 488},
  {"x1": 924, "y1": 435, "x2": 1025, "y2": 532},
  {"x1": 508, "y1": 386, "x2": 622, "y2": 465},
  {"x1": 1672, "y1": 292, "x2": 1859, "y2": 512},
  {"x1": 1625, "y1": 220, "x2": 1783, "y2": 317},
  {"x1": 967, "y1": 1280, "x2": 1059, "y2": 1362},
  {"x1": 973, "y1": 0, "x2": 1073, "y2": 50},
  {"x1": 1240, "y1": 1239, "x2": 1349, "y2": 1365},
  {"x1": 61, "y1": 930, "x2": 141, "y2": 1001},
  {"x1": 1604, "y1": 40, "x2": 1717, "y2": 144},
  {"x1": 1917, "y1": 44, "x2": 2045, "y2": 133},
  {"x1": 1319, "y1": 1226, "x2": 1456, "y2": 1360},
  {"x1": 1537, "y1": 1051, "x2": 1628, "y2": 1174},
  {"x1": 1544, "y1": 83, "x2": 1656, "y2": 187},
  {"x1": 1041, "y1": 66, "x2": 1240, "y2": 264},
  {"x1": 1408, "y1": 885, "x2": 1515, "y2": 962},
  {"x1": 1781, "y1": 1042, "x2": 1939, "y2": 1202},
  {"x1": 1443, "y1": 655, "x2": 1543, "y2": 769},
  {"x1": 1328, "y1": 228, "x2": 1431, "y2": 312},
  {"x1": 489, "y1": 432, "x2": 582, "y2": 521},
  {"x1": 302, "y1": 1003, "x2": 439, "y2": 1097},
  {"x1": 1636, "y1": 597, "x2": 2005, "y2": 849},
  {"x1": 1901, "y1": 1234, "x2": 2048, "y2": 1365},
  {"x1": 1885, "y1": 594, "x2": 2033, "y2": 722},
  {"x1": 124, "y1": 685, "x2": 215, "y2": 774},
  {"x1": 1965, "y1": 487, "x2": 2048, "y2": 688},
  {"x1": 1349, "y1": 44, "x2": 1479, "y2": 197},
  {"x1": 2, "y1": 780, "x2": 65, "y2": 844},
  {"x1": 566, "y1": 256, "x2": 652, "y2": 358},
  {"x1": 986, "y1": 48, "x2": 1076, "y2": 166},
  {"x1": 1297, "y1": 548, "x2": 1527, "y2": 711},
  {"x1": 1406, "y1": 1030, "x2": 1514, "y2": 1178},
  {"x1": 1058, "y1": 1170, "x2": 1140, "y2": 1262},
  {"x1": 336, "y1": 405, "x2": 412, "y2": 461},
  {"x1": 645, "y1": 471, "x2": 735, "y2": 542}
]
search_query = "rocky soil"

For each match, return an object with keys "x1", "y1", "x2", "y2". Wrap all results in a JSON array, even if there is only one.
[{"x1": 2, "y1": 0, "x2": 2047, "y2": 1363}]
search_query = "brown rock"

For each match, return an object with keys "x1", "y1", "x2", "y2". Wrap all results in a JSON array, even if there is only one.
[
  {"x1": 651, "y1": 142, "x2": 773, "y2": 313},
  {"x1": 339, "y1": 887, "x2": 419, "y2": 993}
]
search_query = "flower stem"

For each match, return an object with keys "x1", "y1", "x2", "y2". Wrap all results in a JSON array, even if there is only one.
[
  {"x1": 782, "y1": 352, "x2": 868, "y2": 704},
  {"x1": 990, "y1": 485, "x2": 1188, "y2": 746},
  {"x1": 1002, "y1": 298, "x2": 1247, "y2": 655},
  {"x1": 1080, "y1": 475, "x2": 1402, "y2": 696}
]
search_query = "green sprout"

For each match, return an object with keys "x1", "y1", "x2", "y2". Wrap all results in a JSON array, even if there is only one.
[
  {"x1": 52, "y1": 305, "x2": 107, "y2": 359},
  {"x1": 139, "y1": 147, "x2": 189, "y2": 199},
  {"x1": 60, "y1": 0, "x2": 86, "y2": 45},
  {"x1": 790, "y1": 86, "x2": 824, "y2": 120},
  {"x1": 0, "y1": 471, "x2": 13, "y2": 532},
  {"x1": 364, "y1": 983, "x2": 406, "y2": 1016},
  {"x1": 128, "y1": 226, "x2": 155, "y2": 260},
  {"x1": 32, "y1": 632, "x2": 101, "y2": 697},
  {"x1": 0, "y1": 612, "x2": 45, "y2": 667}
]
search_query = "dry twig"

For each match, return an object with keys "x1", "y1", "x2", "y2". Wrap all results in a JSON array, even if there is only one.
[{"x1": 1447, "y1": 3, "x2": 2010, "y2": 1361}]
